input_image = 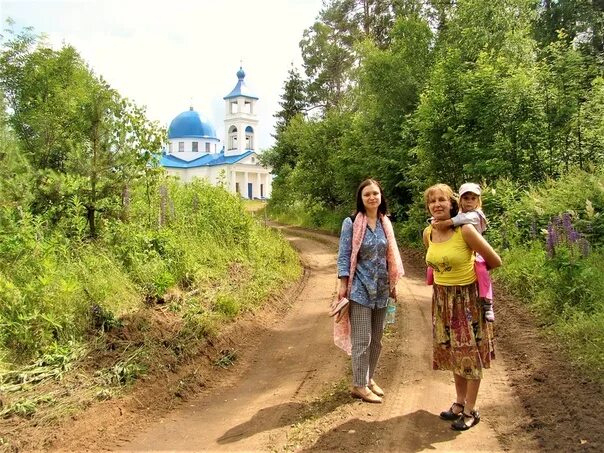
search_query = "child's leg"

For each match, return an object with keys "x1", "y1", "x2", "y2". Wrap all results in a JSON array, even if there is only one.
[
  {"x1": 474, "y1": 255, "x2": 492, "y2": 300},
  {"x1": 474, "y1": 255, "x2": 494, "y2": 322},
  {"x1": 426, "y1": 267, "x2": 434, "y2": 285}
]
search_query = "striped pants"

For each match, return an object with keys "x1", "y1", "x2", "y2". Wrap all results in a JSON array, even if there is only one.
[{"x1": 350, "y1": 300, "x2": 387, "y2": 387}]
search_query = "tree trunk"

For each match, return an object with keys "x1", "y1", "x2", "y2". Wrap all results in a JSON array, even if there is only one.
[{"x1": 87, "y1": 206, "x2": 96, "y2": 238}]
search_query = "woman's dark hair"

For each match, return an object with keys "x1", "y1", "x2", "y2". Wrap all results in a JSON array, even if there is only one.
[{"x1": 355, "y1": 179, "x2": 388, "y2": 215}]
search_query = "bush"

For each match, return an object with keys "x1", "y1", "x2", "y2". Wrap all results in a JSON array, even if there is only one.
[{"x1": 0, "y1": 176, "x2": 301, "y2": 364}]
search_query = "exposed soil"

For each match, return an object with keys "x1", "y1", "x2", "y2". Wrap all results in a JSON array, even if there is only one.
[{"x1": 3, "y1": 224, "x2": 603, "y2": 452}]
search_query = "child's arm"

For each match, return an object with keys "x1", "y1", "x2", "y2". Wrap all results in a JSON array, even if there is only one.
[
  {"x1": 451, "y1": 211, "x2": 481, "y2": 227},
  {"x1": 432, "y1": 210, "x2": 487, "y2": 232},
  {"x1": 431, "y1": 218, "x2": 454, "y2": 231}
]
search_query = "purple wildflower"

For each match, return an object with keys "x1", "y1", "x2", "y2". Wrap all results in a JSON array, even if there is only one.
[
  {"x1": 568, "y1": 229, "x2": 581, "y2": 244},
  {"x1": 562, "y1": 212, "x2": 573, "y2": 234}
]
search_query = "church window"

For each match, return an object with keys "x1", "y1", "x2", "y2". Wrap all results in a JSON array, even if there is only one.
[
  {"x1": 230, "y1": 101, "x2": 238, "y2": 114},
  {"x1": 169, "y1": 143, "x2": 173, "y2": 153},
  {"x1": 192, "y1": 142, "x2": 199, "y2": 152},
  {"x1": 228, "y1": 126, "x2": 238, "y2": 150},
  {"x1": 205, "y1": 143, "x2": 210, "y2": 153},
  {"x1": 178, "y1": 142, "x2": 184, "y2": 152},
  {"x1": 245, "y1": 127, "x2": 254, "y2": 150}
]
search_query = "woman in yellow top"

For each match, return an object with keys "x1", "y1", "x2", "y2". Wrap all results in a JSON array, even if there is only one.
[{"x1": 423, "y1": 184, "x2": 502, "y2": 431}]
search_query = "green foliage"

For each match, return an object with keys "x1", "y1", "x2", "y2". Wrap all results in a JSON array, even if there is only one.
[
  {"x1": 268, "y1": 199, "x2": 349, "y2": 234},
  {"x1": 489, "y1": 171, "x2": 604, "y2": 378},
  {"x1": 534, "y1": 0, "x2": 604, "y2": 58},
  {"x1": 0, "y1": 25, "x2": 165, "y2": 238},
  {"x1": 0, "y1": 175, "x2": 301, "y2": 366},
  {"x1": 215, "y1": 293, "x2": 240, "y2": 318},
  {"x1": 96, "y1": 349, "x2": 147, "y2": 386},
  {"x1": 213, "y1": 348, "x2": 238, "y2": 369}
]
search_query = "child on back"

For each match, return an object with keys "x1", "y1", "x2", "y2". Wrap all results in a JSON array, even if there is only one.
[{"x1": 429, "y1": 182, "x2": 494, "y2": 322}]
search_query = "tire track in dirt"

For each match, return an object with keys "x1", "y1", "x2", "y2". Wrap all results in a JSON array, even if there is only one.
[
  {"x1": 110, "y1": 225, "x2": 539, "y2": 452},
  {"x1": 112, "y1": 225, "x2": 347, "y2": 451}
]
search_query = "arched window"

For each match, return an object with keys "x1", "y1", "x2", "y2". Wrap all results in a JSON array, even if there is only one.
[
  {"x1": 228, "y1": 126, "x2": 238, "y2": 150},
  {"x1": 245, "y1": 126, "x2": 254, "y2": 150}
]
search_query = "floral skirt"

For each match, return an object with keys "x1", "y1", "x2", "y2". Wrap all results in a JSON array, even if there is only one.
[{"x1": 432, "y1": 282, "x2": 495, "y2": 380}]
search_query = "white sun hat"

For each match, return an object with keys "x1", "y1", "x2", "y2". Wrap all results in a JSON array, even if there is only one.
[{"x1": 458, "y1": 182, "x2": 481, "y2": 196}]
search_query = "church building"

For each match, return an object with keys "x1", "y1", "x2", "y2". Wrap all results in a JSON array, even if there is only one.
[{"x1": 160, "y1": 67, "x2": 272, "y2": 199}]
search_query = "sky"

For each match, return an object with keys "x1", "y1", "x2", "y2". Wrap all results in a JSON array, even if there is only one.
[{"x1": 0, "y1": 0, "x2": 324, "y2": 150}]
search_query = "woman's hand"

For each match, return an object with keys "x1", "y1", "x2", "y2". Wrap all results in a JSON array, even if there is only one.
[
  {"x1": 338, "y1": 277, "x2": 349, "y2": 300},
  {"x1": 389, "y1": 287, "x2": 397, "y2": 301}
]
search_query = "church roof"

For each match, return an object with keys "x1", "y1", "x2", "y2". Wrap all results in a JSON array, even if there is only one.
[
  {"x1": 223, "y1": 66, "x2": 258, "y2": 100},
  {"x1": 160, "y1": 150, "x2": 255, "y2": 168},
  {"x1": 168, "y1": 108, "x2": 217, "y2": 139}
]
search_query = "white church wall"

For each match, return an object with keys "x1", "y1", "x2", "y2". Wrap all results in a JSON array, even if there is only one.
[{"x1": 167, "y1": 137, "x2": 220, "y2": 162}]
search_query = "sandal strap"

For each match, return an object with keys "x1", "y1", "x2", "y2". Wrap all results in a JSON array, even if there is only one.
[
  {"x1": 452, "y1": 402, "x2": 464, "y2": 410},
  {"x1": 461, "y1": 410, "x2": 479, "y2": 421}
]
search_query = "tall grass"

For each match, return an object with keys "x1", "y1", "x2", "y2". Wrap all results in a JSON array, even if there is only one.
[
  {"x1": 267, "y1": 199, "x2": 351, "y2": 234},
  {"x1": 0, "y1": 178, "x2": 301, "y2": 366},
  {"x1": 482, "y1": 171, "x2": 604, "y2": 380}
]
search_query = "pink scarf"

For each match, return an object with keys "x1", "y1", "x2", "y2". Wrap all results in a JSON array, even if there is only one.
[{"x1": 334, "y1": 212, "x2": 405, "y2": 354}]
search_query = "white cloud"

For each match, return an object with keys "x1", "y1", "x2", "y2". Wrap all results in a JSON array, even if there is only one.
[{"x1": 1, "y1": 0, "x2": 323, "y2": 150}]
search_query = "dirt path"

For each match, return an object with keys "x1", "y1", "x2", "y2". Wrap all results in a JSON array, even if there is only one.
[{"x1": 107, "y1": 225, "x2": 538, "y2": 452}]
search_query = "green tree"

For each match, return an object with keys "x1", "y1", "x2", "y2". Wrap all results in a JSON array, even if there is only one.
[
  {"x1": 0, "y1": 24, "x2": 165, "y2": 237},
  {"x1": 300, "y1": 0, "x2": 404, "y2": 112},
  {"x1": 582, "y1": 76, "x2": 604, "y2": 168},
  {"x1": 261, "y1": 65, "x2": 308, "y2": 174},
  {"x1": 412, "y1": 0, "x2": 547, "y2": 187},
  {"x1": 65, "y1": 79, "x2": 164, "y2": 237},
  {"x1": 535, "y1": 0, "x2": 604, "y2": 58},
  {"x1": 0, "y1": 90, "x2": 33, "y2": 214},
  {"x1": 337, "y1": 13, "x2": 434, "y2": 215},
  {"x1": 539, "y1": 32, "x2": 598, "y2": 175}
]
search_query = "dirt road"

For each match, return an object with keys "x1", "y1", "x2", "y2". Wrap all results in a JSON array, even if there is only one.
[{"x1": 109, "y1": 225, "x2": 538, "y2": 452}]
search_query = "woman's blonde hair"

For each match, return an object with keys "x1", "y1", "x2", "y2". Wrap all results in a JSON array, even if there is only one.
[{"x1": 423, "y1": 183, "x2": 459, "y2": 217}]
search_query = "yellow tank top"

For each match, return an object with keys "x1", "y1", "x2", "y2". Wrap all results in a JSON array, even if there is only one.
[{"x1": 425, "y1": 226, "x2": 476, "y2": 286}]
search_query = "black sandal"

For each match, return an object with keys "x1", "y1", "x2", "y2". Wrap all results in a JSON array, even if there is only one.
[
  {"x1": 440, "y1": 402, "x2": 465, "y2": 420},
  {"x1": 451, "y1": 410, "x2": 480, "y2": 431}
]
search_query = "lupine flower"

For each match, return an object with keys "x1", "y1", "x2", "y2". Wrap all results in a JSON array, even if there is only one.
[
  {"x1": 562, "y1": 212, "x2": 573, "y2": 232},
  {"x1": 569, "y1": 229, "x2": 581, "y2": 244},
  {"x1": 546, "y1": 213, "x2": 591, "y2": 259}
]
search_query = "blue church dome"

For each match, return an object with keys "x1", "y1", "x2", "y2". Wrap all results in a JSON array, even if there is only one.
[{"x1": 168, "y1": 108, "x2": 217, "y2": 139}]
